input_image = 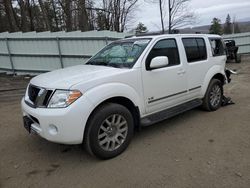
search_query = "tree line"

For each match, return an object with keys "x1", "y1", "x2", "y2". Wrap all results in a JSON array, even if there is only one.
[
  {"x1": 0, "y1": 0, "x2": 196, "y2": 34},
  {"x1": 0, "y1": 0, "x2": 138, "y2": 33},
  {"x1": 209, "y1": 14, "x2": 241, "y2": 35},
  {"x1": 2, "y1": 0, "x2": 240, "y2": 35}
]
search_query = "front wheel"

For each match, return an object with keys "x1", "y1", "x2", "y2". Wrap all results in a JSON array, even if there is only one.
[
  {"x1": 202, "y1": 79, "x2": 223, "y2": 111},
  {"x1": 84, "y1": 103, "x2": 134, "y2": 159}
]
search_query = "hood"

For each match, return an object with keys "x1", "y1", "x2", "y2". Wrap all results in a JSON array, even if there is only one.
[{"x1": 30, "y1": 65, "x2": 126, "y2": 89}]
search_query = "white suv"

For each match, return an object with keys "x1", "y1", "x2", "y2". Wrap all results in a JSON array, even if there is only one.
[{"x1": 22, "y1": 34, "x2": 229, "y2": 159}]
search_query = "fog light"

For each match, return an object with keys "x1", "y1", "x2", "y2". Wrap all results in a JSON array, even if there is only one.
[{"x1": 48, "y1": 124, "x2": 58, "y2": 135}]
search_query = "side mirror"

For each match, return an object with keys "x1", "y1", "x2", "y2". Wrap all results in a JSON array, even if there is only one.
[{"x1": 149, "y1": 56, "x2": 169, "y2": 70}]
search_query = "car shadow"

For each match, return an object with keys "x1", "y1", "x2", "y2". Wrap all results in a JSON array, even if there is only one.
[{"x1": 27, "y1": 107, "x2": 205, "y2": 163}]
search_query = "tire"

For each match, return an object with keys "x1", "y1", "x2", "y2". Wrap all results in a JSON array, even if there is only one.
[
  {"x1": 202, "y1": 79, "x2": 223, "y2": 111},
  {"x1": 84, "y1": 103, "x2": 134, "y2": 159}
]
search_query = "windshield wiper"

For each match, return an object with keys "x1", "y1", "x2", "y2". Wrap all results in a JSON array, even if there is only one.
[
  {"x1": 86, "y1": 61, "x2": 127, "y2": 69},
  {"x1": 86, "y1": 61, "x2": 93, "y2": 65},
  {"x1": 86, "y1": 61, "x2": 107, "y2": 65},
  {"x1": 85, "y1": 61, "x2": 94, "y2": 65},
  {"x1": 97, "y1": 62, "x2": 109, "y2": 66}
]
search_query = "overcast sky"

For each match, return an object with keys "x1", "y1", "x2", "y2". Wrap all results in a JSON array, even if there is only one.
[{"x1": 134, "y1": 0, "x2": 250, "y2": 31}]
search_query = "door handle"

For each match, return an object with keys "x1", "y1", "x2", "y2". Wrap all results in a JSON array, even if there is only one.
[{"x1": 177, "y1": 69, "x2": 186, "y2": 75}]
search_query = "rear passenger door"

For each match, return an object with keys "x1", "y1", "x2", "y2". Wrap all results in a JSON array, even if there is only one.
[{"x1": 182, "y1": 37, "x2": 208, "y2": 99}]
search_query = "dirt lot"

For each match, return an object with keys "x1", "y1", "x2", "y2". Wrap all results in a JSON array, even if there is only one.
[{"x1": 0, "y1": 57, "x2": 250, "y2": 188}]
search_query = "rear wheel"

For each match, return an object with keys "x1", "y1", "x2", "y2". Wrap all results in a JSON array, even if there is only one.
[
  {"x1": 84, "y1": 103, "x2": 134, "y2": 159},
  {"x1": 202, "y1": 79, "x2": 223, "y2": 111}
]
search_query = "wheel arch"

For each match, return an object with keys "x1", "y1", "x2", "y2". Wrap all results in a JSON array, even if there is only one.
[
  {"x1": 211, "y1": 73, "x2": 225, "y2": 84},
  {"x1": 201, "y1": 66, "x2": 226, "y2": 97},
  {"x1": 91, "y1": 96, "x2": 140, "y2": 128},
  {"x1": 83, "y1": 96, "x2": 141, "y2": 144},
  {"x1": 82, "y1": 83, "x2": 143, "y2": 143}
]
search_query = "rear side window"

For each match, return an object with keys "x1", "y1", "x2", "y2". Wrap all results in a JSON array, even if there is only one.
[
  {"x1": 209, "y1": 38, "x2": 225, "y2": 56},
  {"x1": 146, "y1": 39, "x2": 180, "y2": 69},
  {"x1": 182, "y1": 38, "x2": 207, "y2": 63}
]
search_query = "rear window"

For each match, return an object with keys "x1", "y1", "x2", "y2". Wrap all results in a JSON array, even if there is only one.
[
  {"x1": 182, "y1": 38, "x2": 207, "y2": 63},
  {"x1": 209, "y1": 38, "x2": 226, "y2": 56}
]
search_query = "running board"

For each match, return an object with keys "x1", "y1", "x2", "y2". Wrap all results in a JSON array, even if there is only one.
[{"x1": 141, "y1": 99, "x2": 202, "y2": 126}]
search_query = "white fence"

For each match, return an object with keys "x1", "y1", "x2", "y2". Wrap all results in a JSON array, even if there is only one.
[
  {"x1": 0, "y1": 31, "x2": 249, "y2": 74},
  {"x1": 0, "y1": 30, "x2": 129, "y2": 74},
  {"x1": 223, "y1": 32, "x2": 250, "y2": 54}
]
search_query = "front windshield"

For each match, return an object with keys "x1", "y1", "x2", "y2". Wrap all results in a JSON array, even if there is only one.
[{"x1": 86, "y1": 38, "x2": 151, "y2": 68}]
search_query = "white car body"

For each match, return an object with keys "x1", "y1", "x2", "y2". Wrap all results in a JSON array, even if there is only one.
[{"x1": 21, "y1": 34, "x2": 227, "y2": 144}]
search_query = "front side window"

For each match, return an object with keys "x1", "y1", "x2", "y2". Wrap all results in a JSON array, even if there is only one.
[
  {"x1": 146, "y1": 39, "x2": 180, "y2": 69},
  {"x1": 209, "y1": 38, "x2": 226, "y2": 56},
  {"x1": 87, "y1": 39, "x2": 151, "y2": 68},
  {"x1": 182, "y1": 38, "x2": 207, "y2": 63}
]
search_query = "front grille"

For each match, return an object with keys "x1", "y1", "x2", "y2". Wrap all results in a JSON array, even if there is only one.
[
  {"x1": 26, "y1": 84, "x2": 53, "y2": 108},
  {"x1": 43, "y1": 90, "x2": 53, "y2": 106},
  {"x1": 28, "y1": 85, "x2": 40, "y2": 103}
]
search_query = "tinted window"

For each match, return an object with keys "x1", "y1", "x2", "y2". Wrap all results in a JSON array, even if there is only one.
[
  {"x1": 146, "y1": 39, "x2": 180, "y2": 69},
  {"x1": 209, "y1": 38, "x2": 225, "y2": 56},
  {"x1": 182, "y1": 38, "x2": 207, "y2": 63},
  {"x1": 196, "y1": 38, "x2": 207, "y2": 59}
]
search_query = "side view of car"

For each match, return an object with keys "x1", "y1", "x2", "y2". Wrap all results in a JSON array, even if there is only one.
[{"x1": 22, "y1": 34, "x2": 230, "y2": 159}]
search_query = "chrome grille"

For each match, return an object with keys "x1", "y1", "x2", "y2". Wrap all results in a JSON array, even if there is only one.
[
  {"x1": 25, "y1": 84, "x2": 53, "y2": 108},
  {"x1": 28, "y1": 85, "x2": 40, "y2": 103}
]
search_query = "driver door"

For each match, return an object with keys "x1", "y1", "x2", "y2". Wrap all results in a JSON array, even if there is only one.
[{"x1": 142, "y1": 38, "x2": 188, "y2": 114}]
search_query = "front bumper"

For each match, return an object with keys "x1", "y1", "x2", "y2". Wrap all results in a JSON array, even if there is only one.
[{"x1": 21, "y1": 95, "x2": 94, "y2": 144}]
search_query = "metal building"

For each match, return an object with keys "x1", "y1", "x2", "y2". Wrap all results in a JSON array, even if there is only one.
[
  {"x1": 0, "y1": 30, "x2": 130, "y2": 74},
  {"x1": 1, "y1": 31, "x2": 249, "y2": 75}
]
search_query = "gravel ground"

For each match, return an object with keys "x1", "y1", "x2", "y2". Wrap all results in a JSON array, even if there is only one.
[{"x1": 0, "y1": 57, "x2": 250, "y2": 188}]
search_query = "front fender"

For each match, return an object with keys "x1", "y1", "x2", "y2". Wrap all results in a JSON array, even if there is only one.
[
  {"x1": 201, "y1": 65, "x2": 226, "y2": 97},
  {"x1": 83, "y1": 83, "x2": 144, "y2": 115}
]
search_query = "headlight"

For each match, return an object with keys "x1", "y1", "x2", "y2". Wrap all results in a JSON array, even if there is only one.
[{"x1": 47, "y1": 90, "x2": 82, "y2": 108}]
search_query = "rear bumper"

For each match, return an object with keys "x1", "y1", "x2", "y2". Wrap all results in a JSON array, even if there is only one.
[
  {"x1": 225, "y1": 68, "x2": 236, "y2": 84},
  {"x1": 21, "y1": 96, "x2": 94, "y2": 144}
]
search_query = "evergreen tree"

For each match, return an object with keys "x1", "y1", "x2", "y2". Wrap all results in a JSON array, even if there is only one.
[
  {"x1": 209, "y1": 18, "x2": 223, "y2": 35},
  {"x1": 223, "y1": 14, "x2": 232, "y2": 34},
  {"x1": 135, "y1": 22, "x2": 148, "y2": 34}
]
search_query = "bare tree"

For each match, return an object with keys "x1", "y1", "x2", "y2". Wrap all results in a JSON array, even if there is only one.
[
  {"x1": 51, "y1": 0, "x2": 60, "y2": 31},
  {"x1": 17, "y1": 0, "x2": 29, "y2": 32},
  {"x1": 147, "y1": 0, "x2": 195, "y2": 33},
  {"x1": 38, "y1": 0, "x2": 51, "y2": 30},
  {"x1": 78, "y1": 0, "x2": 89, "y2": 31},
  {"x1": 26, "y1": 0, "x2": 34, "y2": 31},
  {"x1": 3, "y1": 0, "x2": 19, "y2": 32},
  {"x1": 0, "y1": 0, "x2": 137, "y2": 32},
  {"x1": 120, "y1": 0, "x2": 138, "y2": 32},
  {"x1": 168, "y1": 0, "x2": 195, "y2": 33},
  {"x1": 95, "y1": 0, "x2": 113, "y2": 30},
  {"x1": 97, "y1": 0, "x2": 138, "y2": 32},
  {"x1": 159, "y1": 0, "x2": 164, "y2": 33}
]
